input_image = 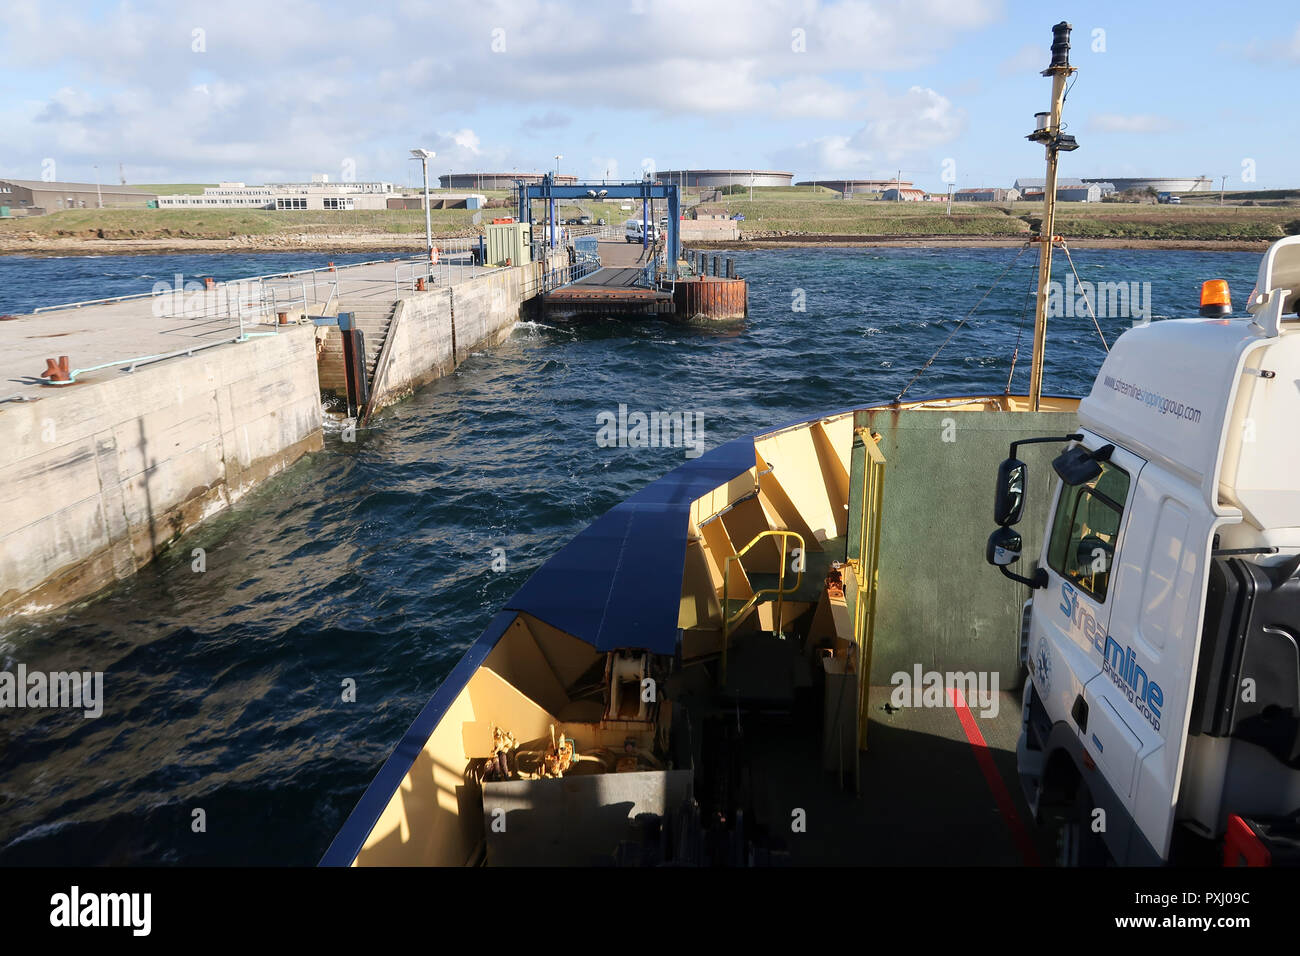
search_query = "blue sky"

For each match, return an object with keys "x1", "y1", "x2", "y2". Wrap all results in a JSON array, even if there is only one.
[{"x1": 1, "y1": 0, "x2": 1297, "y2": 191}]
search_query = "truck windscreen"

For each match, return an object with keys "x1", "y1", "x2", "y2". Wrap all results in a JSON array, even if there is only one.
[{"x1": 1047, "y1": 463, "x2": 1131, "y2": 602}]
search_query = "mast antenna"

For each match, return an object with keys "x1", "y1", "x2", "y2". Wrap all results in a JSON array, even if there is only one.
[{"x1": 1025, "y1": 21, "x2": 1080, "y2": 411}]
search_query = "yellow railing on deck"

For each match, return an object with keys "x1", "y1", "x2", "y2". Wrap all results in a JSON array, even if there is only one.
[
  {"x1": 721, "y1": 529, "x2": 805, "y2": 683},
  {"x1": 853, "y1": 433, "x2": 886, "y2": 748}
]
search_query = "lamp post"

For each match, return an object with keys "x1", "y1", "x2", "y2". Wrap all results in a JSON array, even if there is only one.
[
  {"x1": 553, "y1": 153, "x2": 564, "y2": 243},
  {"x1": 410, "y1": 148, "x2": 436, "y2": 259},
  {"x1": 93, "y1": 165, "x2": 103, "y2": 208}
]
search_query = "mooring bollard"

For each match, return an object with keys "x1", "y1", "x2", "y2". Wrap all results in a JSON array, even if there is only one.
[
  {"x1": 41, "y1": 356, "x2": 72, "y2": 383},
  {"x1": 416, "y1": 278, "x2": 426, "y2": 291},
  {"x1": 204, "y1": 276, "x2": 216, "y2": 290},
  {"x1": 328, "y1": 262, "x2": 336, "y2": 272},
  {"x1": 277, "y1": 312, "x2": 289, "y2": 325}
]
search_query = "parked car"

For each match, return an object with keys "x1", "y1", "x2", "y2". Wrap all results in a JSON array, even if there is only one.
[
  {"x1": 597, "y1": 218, "x2": 606, "y2": 226},
  {"x1": 578, "y1": 216, "x2": 592, "y2": 225},
  {"x1": 732, "y1": 213, "x2": 745, "y2": 221}
]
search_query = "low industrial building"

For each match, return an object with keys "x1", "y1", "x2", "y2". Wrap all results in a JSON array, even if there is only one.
[
  {"x1": 1084, "y1": 176, "x2": 1212, "y2": 193},
  {"x1": 0, "y1": 179, "x2": 156, "y2": 216},
  {"x1": 156, "y1": 179, "x2": 428, "y2": 211},
  {"x1": 881, "y1": 187, "x2": 927, "y2": 201},
  {"x1": 156, "y1": 183, "x2": 276, "y2": 208},
  {"x1": 1013, "y1": 177, "x2": 1088, "y2": 194},
  {"x1": 1015, "y1": 178, "x2": 1102, "y2": 202},
  {"x1": 954, "y1": 188, "x2": 1020, "y2": 202},
  {"x1": 1058, "y1": 184, "x2": 1102, "y2": 202},
  {"x1": 691, "y1": 204, "x2": 731, "y2": 220}
]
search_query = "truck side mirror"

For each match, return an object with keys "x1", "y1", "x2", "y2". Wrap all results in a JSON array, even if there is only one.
[
  {"x1": 986, "y1": 526, "x2": 1023, "y2": 565},
  {"x1": 985, "y1": 526, "x2": 1049, "y2": 589},
  {"x1": 995, "y1": 458, "x2": 1027, "y2": 526}
]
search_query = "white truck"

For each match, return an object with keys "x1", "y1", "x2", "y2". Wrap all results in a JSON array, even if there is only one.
[{"x1": 986, "y1": 235, "x2": 1300, "y2": 865}]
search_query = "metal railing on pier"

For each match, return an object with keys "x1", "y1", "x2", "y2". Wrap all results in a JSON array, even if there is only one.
[
  {"x1": 531, "y1": 258, "x2": 601, "y2": 297},
  {"x1": 25, "y1": 238, "x2": 550, "y2": 384}
]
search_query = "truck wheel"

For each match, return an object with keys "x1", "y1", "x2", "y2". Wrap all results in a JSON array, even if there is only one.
[{"x1": 1057, "y1": 789, "x2": 1111, "y2": 867}]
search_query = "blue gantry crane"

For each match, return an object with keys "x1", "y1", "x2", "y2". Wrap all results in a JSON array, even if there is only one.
[{"x1": 517, "y1": 173, "x2": 681, "y2": 278}]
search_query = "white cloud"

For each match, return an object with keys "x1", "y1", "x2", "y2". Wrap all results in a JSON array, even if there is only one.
[
  {"x1": 1241, "y1": 22, "x2": 1300, "y2": 65},
  {"x1": 0, "y1": 0, "x2": 1001, "y2": 181},
  {"x1": 771, "y1": 85, "x2": 964, "y2": 175}
]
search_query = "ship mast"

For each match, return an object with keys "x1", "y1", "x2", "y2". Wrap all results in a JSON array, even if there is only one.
[{"x1": 1026, "y1": 22, "x2": 1079, "y2": 411}]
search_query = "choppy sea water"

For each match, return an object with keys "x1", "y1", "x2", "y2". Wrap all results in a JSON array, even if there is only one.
[{"x1": 0, "y1": 245, "x2": 1259, "y2": 864}]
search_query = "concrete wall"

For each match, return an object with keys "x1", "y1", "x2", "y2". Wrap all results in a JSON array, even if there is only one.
[
  {"x1": 681, "y1": 220, "x2": 739, "y2": 241},
  {"x1": 0, "y1": 327, "x2": 323, "y2": 617},
  {"x1": 365, "y1": 254, "x2": 566, "y2": 413}
]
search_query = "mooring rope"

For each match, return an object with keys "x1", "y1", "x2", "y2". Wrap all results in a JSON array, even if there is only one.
[
  {"x1": 894, "y1": 242, "x2": 1031, "y2": 404},
  {"x1": 1058, "y1": 240, "x2": 1110, "y2": 353}
]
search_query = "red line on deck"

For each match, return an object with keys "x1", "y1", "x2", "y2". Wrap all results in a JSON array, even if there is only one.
[{"x1": 947, "y1": 687, "x2": 1041, "y2": 867}]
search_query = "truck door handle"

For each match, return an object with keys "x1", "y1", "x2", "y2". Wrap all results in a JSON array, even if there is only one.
[{"x1": 1071, "y1": 695, "x2": 1089, "y2": 734}]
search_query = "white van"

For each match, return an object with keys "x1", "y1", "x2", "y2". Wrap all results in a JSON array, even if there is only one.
[{"x1": 624, "y1": 219, "x2": 661, "y2": 243}]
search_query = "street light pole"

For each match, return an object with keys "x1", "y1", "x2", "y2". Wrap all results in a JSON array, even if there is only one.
[
  {"x1": 410, "y1": 148, "x2": 436, "y2": 259},
  {"x1": 94, "y1": 165, "x2": 103, "y2": 209}
]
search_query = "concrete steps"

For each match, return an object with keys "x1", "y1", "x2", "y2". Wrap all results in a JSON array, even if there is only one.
[{"x1": 341, "y1": 303, "x2": 398, "y2": 383}]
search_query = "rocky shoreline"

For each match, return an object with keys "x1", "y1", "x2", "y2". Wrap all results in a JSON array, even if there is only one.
[
  {"x1": 0, "y1": 230, "x2": 1272, "y2": 257},
  {"x1": 704, "y1": 233, "x2": 1272, "y2": 252},
  {"x1": 0, "y1": 232, "x2": 442, "y2": 257}
]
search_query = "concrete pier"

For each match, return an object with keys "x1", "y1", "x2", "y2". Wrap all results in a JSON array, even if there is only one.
[
  {"x1": 0, "y1": 327, "x2": 323, "y2": 616},
  {"x1": 0, "y1": 247, "x2": 571, "y2": 618}
]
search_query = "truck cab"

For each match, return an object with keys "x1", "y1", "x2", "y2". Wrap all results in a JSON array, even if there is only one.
[{"x1": 988, "y1": 235, "x2": 1300, "y2": 865}]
